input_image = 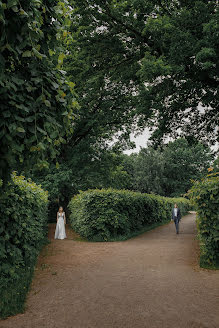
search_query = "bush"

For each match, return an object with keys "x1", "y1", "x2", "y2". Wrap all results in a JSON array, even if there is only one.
[
  {"x1": 68, "y1": 189, "x2": 190, "y2": 241},
  {"x1": 188, "y1": 172, "x2": 219, "y2": 268},
  {"x1": 0, "y1": 172, "x2": 48, "y2": 318}
]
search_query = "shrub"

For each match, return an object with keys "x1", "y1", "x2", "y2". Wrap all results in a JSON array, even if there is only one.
[
  {"x1": 68, "y1": 189, "x2": 190, "y2": 241},
  {"x1": 0, "y1": 172, "x2": 48, "y2": 318},
  {"x1": 188, "y1": 172, "x2": 219, "y2": 268}
]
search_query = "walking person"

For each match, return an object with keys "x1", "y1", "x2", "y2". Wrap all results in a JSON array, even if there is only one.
[
  {"x1": 172, "y1": 203, "x2": 181, "y2": 234},
  {"x1": 54, "y1": 206, "x2": 67, "y2": 239}
]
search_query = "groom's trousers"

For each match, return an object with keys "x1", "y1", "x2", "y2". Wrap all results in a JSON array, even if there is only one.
[{"x1": 174, "y1": 218, "x2": 180, "y2": 234}]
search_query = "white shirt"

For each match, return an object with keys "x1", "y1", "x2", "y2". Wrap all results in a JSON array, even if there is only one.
[{"x1": 174, "y1": 208, "x2": 178, "y2": 217}]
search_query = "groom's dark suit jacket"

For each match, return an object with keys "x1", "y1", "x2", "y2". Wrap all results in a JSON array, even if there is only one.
[{"x1": 172, "y1": 208, "x2": 181, "y2": 221}]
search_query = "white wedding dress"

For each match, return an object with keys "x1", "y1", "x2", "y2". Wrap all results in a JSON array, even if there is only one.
[{"x1": 54, "y1": 212, "x2": 67, "y2": 239}]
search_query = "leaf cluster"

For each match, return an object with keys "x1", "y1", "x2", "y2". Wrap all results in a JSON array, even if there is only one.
[
  {"x1": 0, "y1": 0, "x2": 77, "y2": 182},
  {"x1": 124, "y1": 138, "x2": 213, "y2": 197}
]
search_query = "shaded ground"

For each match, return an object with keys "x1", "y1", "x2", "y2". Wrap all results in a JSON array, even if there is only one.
[{"x1": 1, "y1": 213, "x2": 218, "y2": 328}]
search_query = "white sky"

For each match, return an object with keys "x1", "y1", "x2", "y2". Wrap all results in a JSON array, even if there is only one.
[
  {"x1": 124, "y1": 128, "x2": 151, "y2": 155},
  {"x1": 124, "y1": 128, "x2": 218, "y2": 155}
]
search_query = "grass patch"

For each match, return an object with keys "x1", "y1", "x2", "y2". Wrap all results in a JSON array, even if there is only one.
[
  {"x1": 40, "y1": 263, "x2": 50, "y2": 271},
  {"x1": 51, "y1": 271, "x2": 57, "y2": 276},
  {"x1": 73, "y1": 236, "x2": 88, "y2": 242}
]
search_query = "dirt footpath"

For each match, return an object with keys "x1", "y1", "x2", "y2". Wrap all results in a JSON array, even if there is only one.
[{"x1": 1, "y1": 213, "x2": 218, "y2": 328}]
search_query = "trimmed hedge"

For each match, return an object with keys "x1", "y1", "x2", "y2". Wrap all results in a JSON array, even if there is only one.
[
  {"x1": 68, "y1": 189, "x2": 190, "y2": 241},
  {"x1": 188, "y1": 172, "x2": 219, "y2": 268},
  {"x1": 0, "y1": 172, "x2": 48, "y2": 318}
]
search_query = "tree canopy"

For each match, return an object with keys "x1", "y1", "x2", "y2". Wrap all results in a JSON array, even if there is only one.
[
  {"x1": 68, "y1": 0, "x2": 218, "y2": 146},
  {"x1": 125, "y1": 138, "x2": 213, "y2": 197},
  {"x1": 1, "y1": 0, "x2": 217, "y2": 201}
]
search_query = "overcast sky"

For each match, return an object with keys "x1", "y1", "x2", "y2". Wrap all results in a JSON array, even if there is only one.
[
  {"x1": 124, "y1": 128, "x2": 151, "y2": 155},
  {"x1": 124, "y1": 128, "x2": 218, "y2": 155}
]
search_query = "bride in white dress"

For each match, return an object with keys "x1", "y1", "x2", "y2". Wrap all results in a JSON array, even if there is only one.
[{"x1": 54, "y1": 206, "x2": 67, "y2": 239}]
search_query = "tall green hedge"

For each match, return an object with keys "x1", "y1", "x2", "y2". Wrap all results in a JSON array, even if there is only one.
[
  {"x1": 0, "y1": 172, "x2": 48, "y2": 318},
  {"x1": 68, "y1": 189, "x2": 190, "y2": 241},
  {"x1": 188, "y1": 172, "x2": 219, "y2": 268}
]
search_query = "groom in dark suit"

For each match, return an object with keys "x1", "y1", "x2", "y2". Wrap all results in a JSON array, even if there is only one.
[{"x1": 172, "y1": 203, "x2": 181, "y2": 234}]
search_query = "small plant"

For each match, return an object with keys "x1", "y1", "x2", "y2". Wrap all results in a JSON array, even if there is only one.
[{"x1": 40, "y1": 263, "x2": 50, "y2": 271}]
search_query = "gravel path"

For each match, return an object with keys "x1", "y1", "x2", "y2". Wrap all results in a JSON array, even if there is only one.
[{"x1": 1, "y1": 213, "x2": 218, "y2": 328}]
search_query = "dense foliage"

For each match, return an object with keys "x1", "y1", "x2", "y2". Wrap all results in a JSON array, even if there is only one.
[
  {"x1": 188, "y1": 172, "x2": 219, "y2": 268},
  {"x1": 0, "y1": 173, "x2": 48, "y2": 318},
  {"x1": 68, "y1": 0, "x2": 218, "y2": 146},
  {"x1": 31, "y1": 147, "x2": 132, "y2": 221},
  {"x1": 69, "y1": 189, "x2": 190, "y2": 241},
  {"x1": 131, "y1": 138, "x2": 213, "y2": 197},
  {"x1": 0, "y1": 0, "x2": 77, "y2": 183},
  {"x1": 32, "y1": 138, "x2": 212, "y2": 221}
]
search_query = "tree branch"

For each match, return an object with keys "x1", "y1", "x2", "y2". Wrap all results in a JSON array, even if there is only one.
[
  {"x1": 156, "y1": 0, "x2": 172, "y2": 16},
  {"x1": 103, "y1": 5, "x2": 162, "y2": 56}
]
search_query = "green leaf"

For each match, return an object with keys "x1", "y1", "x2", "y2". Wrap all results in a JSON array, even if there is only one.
[
  {"x1": 11, "y1": 76, "x2": 24, "y2": 85},
  {"x1": 44, "y1": 99, "x2": 51, "y2": 107},
  {"x1": 12, "y1": 6, "x2": 19, "y2": 12},
  {"x1": 3, "y1": 111, "x2": 11, "y2": 118},
  {"x1": 32, "y1": 48, "x2": 46, "y2": 60},
  {"x1": 49, "y1": 49, "x2": 55, "y2": 56},
  {"x1": 37, "y1": 127, "x2": 47, "y2": 135},
  {"x1": 58, "y1": 53, "x2": 65, "y2": 66},
  {"x1": 68, "y1": 81, "x2": 75, "y2": 88},
  {"x1": 50, "y1": 131, "x2": 58, "y2": 139},
  {"x1": 52, "y1": 82, "x2": 59, "y2": 89},
  {"x1": 7, "y1": 0, "x2": 18, "y2": 8},
  {"x1": 19, "y1": 9, "x2": 28, "y2": 16},
  {"x1": 25, "y1": 116, "x2": 35, "y2": 122},
  {"x1": 22, "y1": 50, "x2": 32, "y2": 58},
  {"x1": 17, "y1": 127, "x2": 25, "y2": 133}
]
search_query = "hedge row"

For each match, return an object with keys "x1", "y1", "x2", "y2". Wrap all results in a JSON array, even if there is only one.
[
  {"x1": 68, "y1": 189, "x2": 190, "y2": 241},
  {"x1": 0, "y1": 172, "x2": 48, "y2": 318},
  {"x1": 188, "y1": 172, "x2": 219, "y2": 268}
]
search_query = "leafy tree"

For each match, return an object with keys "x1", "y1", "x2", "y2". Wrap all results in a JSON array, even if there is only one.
[
  {"x1": 64, "y1": 30, "x2": 137, "y2": 158},
  {"x1": 0, "y1": 0, "x2": 77, "y2": 183},
  {"x1": 162, "y1": 138, "x2": 213, "y2": 196},
  {"x1": 132, "y1": 147, "x2": 165, "y2": 195},
  {"x1": 138, "y1": 0, "x2": 219, "y2": 145},
  {"x1": 68, "y1": 0, "x2": 218, "y2": 147},
  {"x1": 123, "y1": 138, "x2": 213, "y2": 197},
  {"x1": 32, "y1": 142, "x2": 131, "y2": 221},
  {"x1": 120, "y1": 153, "x2": 137, "y2": 189}
]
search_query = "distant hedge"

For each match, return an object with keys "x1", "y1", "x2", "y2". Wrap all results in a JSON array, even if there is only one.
[
  {"x1": 188, "y1": 172, "x2": 219, "y2": 268},
  {"x1": 0, "y1": 172, "x2": 48, "y2": 318},
  {"x1": 68, "y1": 189, "x2": 190, "y2": 241}
]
